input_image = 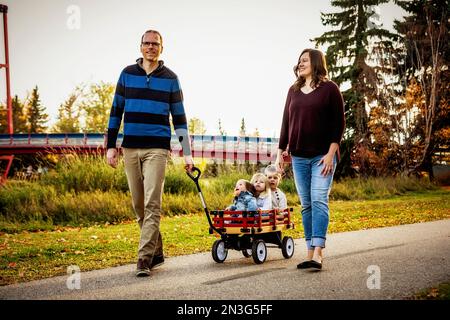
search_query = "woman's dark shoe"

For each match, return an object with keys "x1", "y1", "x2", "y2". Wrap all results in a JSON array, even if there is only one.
[
  {"x1": 297, "y1": 260, "x2": 312, "y2": 269},
  {"x1": 309, "y1": 259, "x2": 322, "y2": 270}
]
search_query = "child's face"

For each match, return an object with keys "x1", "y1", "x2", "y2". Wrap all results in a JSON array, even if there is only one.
[
  {"x1": 253, "y1": 179, "x2": 266, "y2": 193},
  {"x1": 266, "y1": 173, "x2": 280, "y2": 190},
  {"x1": 234, "y1": 180, "x2": 247, "y2": 196}
]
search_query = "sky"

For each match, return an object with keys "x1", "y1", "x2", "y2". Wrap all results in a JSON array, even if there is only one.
[{"x1": 0, "y1": 0, "x2": 406, "y2": 137}]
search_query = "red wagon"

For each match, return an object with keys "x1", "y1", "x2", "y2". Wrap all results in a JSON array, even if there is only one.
[{"x1": 188, "y1": 167, "x2": 295, "y2": 264}]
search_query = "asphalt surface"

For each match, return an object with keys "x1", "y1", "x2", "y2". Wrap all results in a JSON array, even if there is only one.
[{"x1": 1, "y1": 219, "x2": 449, "y2": 300}]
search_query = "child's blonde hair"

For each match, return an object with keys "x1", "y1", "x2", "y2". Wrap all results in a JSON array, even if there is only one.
[
  {"x1": 250, "y1": 173, "x2": 271, "y2": 197},
  {"x1": 264, "y1": 165, "x2": 282, "y2": 180}
]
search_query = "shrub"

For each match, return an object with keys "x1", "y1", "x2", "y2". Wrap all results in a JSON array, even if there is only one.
[{"x1": 0, "y1": 159, "x2": 440, "y2": 229}]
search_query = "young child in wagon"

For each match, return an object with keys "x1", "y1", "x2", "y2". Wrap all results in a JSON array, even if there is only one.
[{"x1": 264, "y1": 164, "x2": 288, "y2": 210}]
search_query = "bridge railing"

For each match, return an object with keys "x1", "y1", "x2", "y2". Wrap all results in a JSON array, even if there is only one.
[
  {"x1": 0, "y1": 133, "x2": 281, "y2": 162},
  {"x1": 0, "y1": 133, "x2": 106, "y2": 146}
]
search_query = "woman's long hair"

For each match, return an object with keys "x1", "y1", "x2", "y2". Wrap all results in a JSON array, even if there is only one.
[{"x1": 293, "y1": 48, "x2": 328, "y2": 91}]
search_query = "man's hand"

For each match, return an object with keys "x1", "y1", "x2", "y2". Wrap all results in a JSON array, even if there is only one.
[
  {"x1": 184, "y1": 155, "x2": 194, "y2": 173},
  {"x1": 107, "y1": 148, "x2": 119, "y2": 168}
]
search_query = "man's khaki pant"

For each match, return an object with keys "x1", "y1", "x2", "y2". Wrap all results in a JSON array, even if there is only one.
[{"x1": 123, "y1": 148, "x2": 168, "y2": 262}]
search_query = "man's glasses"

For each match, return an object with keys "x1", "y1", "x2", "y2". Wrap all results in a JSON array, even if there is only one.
[{"x1": 141, "y1": 41, "x2": 161, "y2": 48}]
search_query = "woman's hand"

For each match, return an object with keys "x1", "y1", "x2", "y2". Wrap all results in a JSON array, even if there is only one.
[
  {"x1": 318, "y1": 152, "x2": 335, "y2": 176},
  {"x1": 274, "y1": 149, "x2": 287, "y2": 174},
  {"x1": 319, "y1": 143, "x2": 338, "y2": 176}
]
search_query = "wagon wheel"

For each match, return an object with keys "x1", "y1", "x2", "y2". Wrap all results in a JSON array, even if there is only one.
[
  {"x1": 242, "y1": 248, "x2": 252, "y2": 258},
  {"x1": 252, "y1": 239, "x2": 267, "y2": 264},
  {"x1": 212, "y1": 239, "x2": 228, "y2": 263},
  {"x1": 281, "y1": 236, "x2": 295, "y2": 259}
]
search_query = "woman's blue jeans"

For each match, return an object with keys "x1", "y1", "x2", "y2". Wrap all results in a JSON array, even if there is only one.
[{"x1": 291, "y1": 154, "x2": 337, "y2": 250}]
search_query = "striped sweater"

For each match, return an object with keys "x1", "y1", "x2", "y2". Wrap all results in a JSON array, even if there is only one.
[{"x1": 107, "y1": 59, "x2": 191, "y2": 155}]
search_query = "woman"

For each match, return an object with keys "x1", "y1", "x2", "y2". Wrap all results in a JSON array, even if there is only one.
[{"x1": 275, "y1": 48, "x2": 345, "y2": 270}]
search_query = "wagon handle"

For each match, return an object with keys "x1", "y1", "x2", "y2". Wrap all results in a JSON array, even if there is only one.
[
  {"x1": 187, "y1": 166, "x2": 224, "y2": 237},
  {"x1": 186, "y1": 166, "x2": 201, "y2": 190}
]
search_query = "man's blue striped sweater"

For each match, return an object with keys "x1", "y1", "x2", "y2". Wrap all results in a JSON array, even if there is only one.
[{"x1": 107, "y1": 60, "x2": 188, "y2": 150}]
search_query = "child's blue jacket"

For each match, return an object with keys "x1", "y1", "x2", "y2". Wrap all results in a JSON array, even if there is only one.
[{"x1": 228, "y1": 191, "x2": 258, "y2": 211}]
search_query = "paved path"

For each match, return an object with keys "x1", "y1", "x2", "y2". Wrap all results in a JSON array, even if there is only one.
[{"x1": 1, "y1": 220, "x2": 449, "y2": 300}]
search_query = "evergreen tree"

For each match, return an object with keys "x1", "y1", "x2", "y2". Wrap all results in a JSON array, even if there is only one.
[
  {"x1": 26, "y1": 86, "x2": 48, "y2": 133},
  {"x1": 218, "y1": 118, "x2": 226, "y2": 136},
  {"x1": 12, "y1": 95, "x2": 28, "y2": 133},
  {"x1": 314, "y1": 0, "x2": 398, "y2": 177},
  {"x1": 239, "y1": 118, "x2": 246, "y2": 136}
]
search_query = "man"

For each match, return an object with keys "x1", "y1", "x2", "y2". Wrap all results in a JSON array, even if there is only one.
[{"x1": 106, "y1": 29, "x2": 193, "y2": 277}]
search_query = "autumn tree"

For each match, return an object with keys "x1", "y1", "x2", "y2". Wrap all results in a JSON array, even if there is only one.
[
  {"x1": 314, "y1": 0, "x2": 398, "y2": 177},
  {"x1": 0, "y1": 103, "x2": 6, "y2": 133},
  {"x1": 394, "y1": 0, "x2": 449, "y2": 177},
  {"x1": 1, "y1": 95, "x2": 36, "y2": 134},
  {"x1": 188, "y1": 117, "x2": 206, "y2": 135},
  {"x1": 251, "y1": 128, "x2": 260, "y2": 137},
  {"x1": 80, "y1": 82, "x2": 115, "y2": 133},
  {"x1": 53, "y1": 91, "x2": 81, "y2": 133}
]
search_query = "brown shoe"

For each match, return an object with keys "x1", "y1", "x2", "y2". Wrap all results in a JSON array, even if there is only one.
[{"x1": 136, "y1": 259, "x2": 151, "y2": 277}]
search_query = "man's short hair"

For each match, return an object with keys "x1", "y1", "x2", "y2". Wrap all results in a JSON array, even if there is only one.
[{"x1": 141, "y1": 29, "x2": 163, "y2": 46}]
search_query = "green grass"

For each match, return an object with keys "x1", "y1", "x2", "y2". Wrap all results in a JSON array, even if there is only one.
[
  {"x1": 0, "y1": 161, "x2": 439, "y2": 229},
  {"x1": 0, "y1": 190, "x2": 449, "y2": 286}
]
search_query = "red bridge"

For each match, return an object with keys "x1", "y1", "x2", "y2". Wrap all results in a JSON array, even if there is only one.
[
  {"x1": 0, "y1": 133, "x2": 279, "y2": 161},
  {"x1": 0, "y1": 133, "x2": 281, "y2": 181}
]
